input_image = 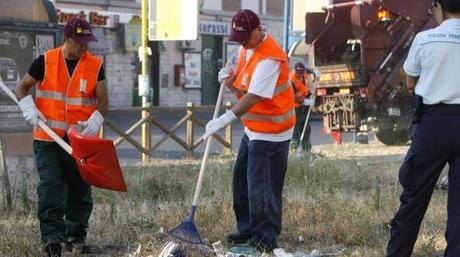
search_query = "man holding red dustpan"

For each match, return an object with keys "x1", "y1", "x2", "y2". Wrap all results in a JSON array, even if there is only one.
[{"x1": 15, "y1": 18, "x2": 107, "y2": 257}]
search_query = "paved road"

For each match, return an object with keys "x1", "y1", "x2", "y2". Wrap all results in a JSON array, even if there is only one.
[{"x1": 104, "y1": 109, "x2": 375, "y2": 162}]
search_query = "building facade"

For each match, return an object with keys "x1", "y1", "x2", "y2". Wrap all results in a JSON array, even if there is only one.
[
  {"x1": 53, "y1": 0, "x2": 142, "y2": 107},
  {"x1": 51, "y1": 0, "x2": 285, "y2": 108},
  {"x1": 158, "y1": 0, "x2": 285, "y2": 107}
]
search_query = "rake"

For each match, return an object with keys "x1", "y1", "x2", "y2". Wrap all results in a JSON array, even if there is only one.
[{"x1": 158, "y1": 82, "x2": 226, "y2": 257}]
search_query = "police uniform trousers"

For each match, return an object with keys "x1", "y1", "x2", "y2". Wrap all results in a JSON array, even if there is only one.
[
  {"x1": 292, "y1": 105, "x2": 311, "y2": 150},
  {"x1": 33, "y1": 136, "x2": 93, "y2": 244},
  {"x1": 387, "y1": 104, "x2": 460, "y2": 257},
  {"x1": 232, "y1": 133, "x2": 290, "y2": 249}
]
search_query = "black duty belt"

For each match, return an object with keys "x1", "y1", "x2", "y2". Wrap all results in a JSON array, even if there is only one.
[{"x1": 423, "y1": 103, "x2": 460, "y2": 115}]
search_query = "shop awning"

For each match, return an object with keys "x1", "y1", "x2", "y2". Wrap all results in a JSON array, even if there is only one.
[
  {"x1": 89, "y1": 28, "x2": 110, "y2": 56},
  {"x1": 0, "y1": 0, "x2": 52, "y2": 23},
  {"x1": 288, "y1": 35, "x2": 310, "y2": 58}
]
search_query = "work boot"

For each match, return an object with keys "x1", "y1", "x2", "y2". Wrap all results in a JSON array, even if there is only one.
[
  {"x1": 44, "y1": 239, "x2": 62, "y2": 257},
  {"x1": 64, "y1": 239, "x2": 102, "y2": 254},
  {"x1": 249, "y1": 240, "x2": 275, "y2": 254},
  {"x1": 226, "y1": 232, "x2": 251, "y2": 244}
]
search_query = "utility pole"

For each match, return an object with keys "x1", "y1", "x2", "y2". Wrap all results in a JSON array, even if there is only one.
[
  {"x1": 283, "y1": 0, "x2": 292, "y2": 52},
  {"x1": 140, "y1": 0, "x2": 151, "y2": 162}
]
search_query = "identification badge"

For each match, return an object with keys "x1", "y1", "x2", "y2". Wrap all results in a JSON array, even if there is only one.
[
  {"x1": 241, "y1": 73, "x2": 248, "y2": 86},
  {"x1": 79, "y1": 79, "x2": 87, "y2": 94}
]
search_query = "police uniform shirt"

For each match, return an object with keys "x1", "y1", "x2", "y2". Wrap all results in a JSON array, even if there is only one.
[{"x1": 404, "y1": 18, "x2": 460, "y2": 104}]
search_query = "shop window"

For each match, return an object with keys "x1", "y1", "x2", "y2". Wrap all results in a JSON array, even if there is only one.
[
  {"x1": 223, "y1": 0, "x2": 241, "y2": 12},
  {"x1": 266, "y1": 0, "x2": 284, "y2": 16}
]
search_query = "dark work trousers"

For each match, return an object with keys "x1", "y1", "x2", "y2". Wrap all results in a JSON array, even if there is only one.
[
  {"x1": 291, "y1": 105, "x2": 311, "y2": 151},
  {"x1": 387, "y1": 105, "x2": 460, "y2": 257},
  {"x1": 33, "y1": 138, "x2": 93, "y2": 244},
  {"x1": 232, "y1": 133, "x2": 290, "y2": 249}
]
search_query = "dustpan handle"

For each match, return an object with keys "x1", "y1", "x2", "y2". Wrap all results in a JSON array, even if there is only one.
[
  {"x1": 0, "y1": 81, "x2": 73, "y2": 155},
  {"x1": 192, "y1": 81, "x2": 226, "y2": 206}
]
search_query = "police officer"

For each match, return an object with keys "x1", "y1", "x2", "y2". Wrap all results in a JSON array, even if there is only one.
[{"x1": 387, "y1": 0, "x2": 460, "y2": 256}]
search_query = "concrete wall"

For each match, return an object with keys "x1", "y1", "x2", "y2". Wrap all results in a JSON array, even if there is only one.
[{"x1": 105, "y1": 30, "x2": 136, "y2": 107}]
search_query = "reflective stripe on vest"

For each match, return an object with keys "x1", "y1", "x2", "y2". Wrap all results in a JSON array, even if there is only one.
[
  {"x1": 35, "y1": 120, "x2": 84, "y2": 134},
  {"x1": 234, "y1": 82, "x2": 290, "y2": 96},
  {"x1": 44, "y1": 119, "x2": 68, "y2": 130},
  {"x1": 242, "y1": 108, "x2": 295, "y2": 123},
  {"x1": 36, "y1": 89, "x2": 97, "y2": 106}
]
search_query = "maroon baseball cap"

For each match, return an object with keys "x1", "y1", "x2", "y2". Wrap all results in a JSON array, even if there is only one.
[
  {"x1": 64, "y1": 18, "x2": 97, "y2": 45},
  {"x1": 229, "y1": 9, "x2": 261, "y2": 43},
  {"x1": 295, "y1": 62, "x2": 306, "y2": 73}
]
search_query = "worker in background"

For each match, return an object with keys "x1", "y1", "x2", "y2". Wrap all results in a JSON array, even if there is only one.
[
  {"x1": 289, "y1": 62, "x2": 318, "y2": 151},
  {"x1": 15, "y1": 18, "x2": 107, "y2": 257},
  {"x1": 203, "y1": 9, "x2": 296, "y2": 253},
  {"x1": 386, "y1": 0, "x2": 460, "y2": 256}
]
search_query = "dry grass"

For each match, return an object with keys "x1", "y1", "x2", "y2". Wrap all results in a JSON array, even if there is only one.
[{"x1": 0, "y1": 141, "x2": 449, "y2": 256}]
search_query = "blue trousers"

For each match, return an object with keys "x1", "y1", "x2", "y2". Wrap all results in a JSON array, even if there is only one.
[
  {"x1": 232, "y1": 133, "x2": 290, "y2": 249},
  {"x1": 387, "y1": 111, "x2": 460, "y2": 257}
]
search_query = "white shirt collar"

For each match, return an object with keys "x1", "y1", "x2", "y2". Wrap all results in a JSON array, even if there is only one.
[{"x1": 440, "y1": 18, "x2": 460, "y2": 27}]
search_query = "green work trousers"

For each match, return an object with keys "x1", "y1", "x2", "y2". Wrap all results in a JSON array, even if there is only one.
[
  {"x1": 33, "y1": 138, "x2": 93, "y2": 244},
  {"x1": 292, "y1": 105, "x2": 312, "y2": 151}
]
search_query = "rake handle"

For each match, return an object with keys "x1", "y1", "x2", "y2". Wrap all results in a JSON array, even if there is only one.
[
  {"x1": 0, "y1": 81, "x2": 73, "y2": 155},
  {"x1": 297, "y1": 80, "x2": 318, "y2": 153},
  {"x1": 191, "y1": 81, "x2": 226, "y2": 207}
]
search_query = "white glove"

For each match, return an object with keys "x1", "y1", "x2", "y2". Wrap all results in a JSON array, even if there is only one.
[
  {"x1": 78, "y1": 110, "x2": 104, "y2": 136},
  {"x1": 313, "y1": 69, "x2": 321, "y2": 81},
  {"x1": 18, "y1": 95, "x2": 46, "y2": 126},
  {"x1": 303, "y1": 98, "x2": 315, "y2": 106},
  {"x1": 203, "y1": 110, "x2": 237, "y2": 139},
  {"x1": 218, "y1": 63, "x2": 233, "y2": 83}
]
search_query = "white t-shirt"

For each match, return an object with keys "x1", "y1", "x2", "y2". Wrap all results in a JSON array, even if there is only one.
[
  {"x1": 238, "y1": 35, "x2": 293, "y2": 142},
  {"x1": 404, "y1": 18, "x2": 460, "y2": 104}
]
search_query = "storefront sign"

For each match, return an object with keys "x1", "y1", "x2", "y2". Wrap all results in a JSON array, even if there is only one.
[
  {"x1": 199, "y1": 21, "x2": 230, "y2": 36},
  {"x1": 56, "y1": 8, "x2": 120, "y2": 28}
]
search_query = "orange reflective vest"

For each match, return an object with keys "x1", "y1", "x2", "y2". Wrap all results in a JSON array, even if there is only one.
[
  {"x1": 34, "y1": 46, "x2": 102, "y2": 141},
  {"x1": 289, "y1": 70, "x2": 310, "y2": 107},
  {"x1": 233, "y1": 35, "x2": 296, "y2": 134}
]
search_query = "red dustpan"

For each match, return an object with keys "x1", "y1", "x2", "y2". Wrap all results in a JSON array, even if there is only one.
[
  {"x1": 68, "y1": 128, "x2": 127, "y2": 192},
  {"x1": 0, "y1": 80, "x2": 127, "y2": 192}
]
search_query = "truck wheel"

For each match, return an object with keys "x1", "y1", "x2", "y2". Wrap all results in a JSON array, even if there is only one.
[{"x1": 375, "y1": 129, "x2": 409, "y2": 146}]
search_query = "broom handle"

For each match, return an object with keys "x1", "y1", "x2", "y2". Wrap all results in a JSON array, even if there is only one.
[
  {"x1": 192, "y1": 81, "x2": 226, "y2": 206},
  {"x1": 0, "y1": 81, "x2": 73, "y2": 155}
]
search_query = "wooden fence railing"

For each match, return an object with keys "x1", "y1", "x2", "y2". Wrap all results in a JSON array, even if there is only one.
[{"x1": 100, "y1": 102, "x2": 234, "y2": 161}]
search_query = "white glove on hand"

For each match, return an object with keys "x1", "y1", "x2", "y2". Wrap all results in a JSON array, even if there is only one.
[
  {"x1": 78, "y1": 110, "x2": 104, "y2": 136},
  {"x1": 218, "y1": 63, "x2": 233, "y2": 83},
  {"x1": 203, "y1": 110, "x2": 237, "y2": 139},
  {"x1": 18, "y1": 95, "x2": 46, "y2": 126},
  {"x1": 303, "y1": 98, "x2": 315, "y2": 106},
  {"x1": 313, "y1": 69, "x2": 321, "y2": 81}
]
